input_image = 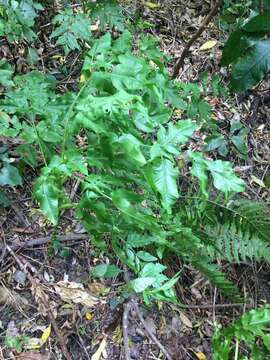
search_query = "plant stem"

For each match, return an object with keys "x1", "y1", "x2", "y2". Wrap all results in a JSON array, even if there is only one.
[
  {"x1": 29, "y1": 114, "x2": 48, "y2": 167},
  {"x1": 82, "y1": 0, "x2": 86, "y2": 13},
  {"x1": 61, "y1": 79, "x2": 90, "y2": 157},
  {"x1": 234, "y1": 339, "x2": 239, "y2": 360}
]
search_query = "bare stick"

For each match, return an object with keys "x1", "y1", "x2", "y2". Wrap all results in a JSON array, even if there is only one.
[
  {"x1": 0, "y1": 233, "x2": 89, "y2": 252},
  {"x1": 123, "y1": 302, "x2": 132, "y2": 360},
  {"x1": 132, "y1": 299, "x2": 173, "y2": 360},
  {"x1": 172, "y1": 0, "x2": 224, "y2": 79},
  {"x1": 122, "y1": 267, "x2": 173, "y2": 360},
  {"x1": 6, "y1": 245, "x2": 72, "y2": 360}
]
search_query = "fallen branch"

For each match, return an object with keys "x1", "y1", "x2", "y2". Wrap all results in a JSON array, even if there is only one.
[
  {"x1": 172, "y1": 0, "x2": 224, "y2": 79},
  {"x1": 0, "y1": 233, "x2": 89, "y2": 252},
  {"x1": 123, "y1": 302, "x2": 132, "y2": 360}
]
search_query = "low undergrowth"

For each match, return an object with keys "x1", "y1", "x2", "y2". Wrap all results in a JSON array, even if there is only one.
[{"x1": 1, "y1": 0, "x2": 270, "y2": 358}]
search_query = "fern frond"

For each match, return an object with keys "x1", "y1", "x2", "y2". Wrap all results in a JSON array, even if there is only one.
[
  {"x1": 204, "y1": 200, "x2": 270, "y2": 263},
  {"x1": 181, "y1": 198, "x2": 270, "y2": 264},
  {"x1": 191, "y1": 257, "x2": 242, "y2": 301}
]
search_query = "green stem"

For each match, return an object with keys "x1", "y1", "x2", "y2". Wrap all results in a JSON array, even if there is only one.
[
  {"x1": 61, "y1": 79, "x2": 90, "y2": 158},
  {"x1": 82, "y1": 0, "x2": 86, "y2": 13},
  {"x1": 234, "y1": 339, "x2": 239, "y2": 360},
  {"x1": 29, "y1": 114, "x2": 47, "y2": 167}
]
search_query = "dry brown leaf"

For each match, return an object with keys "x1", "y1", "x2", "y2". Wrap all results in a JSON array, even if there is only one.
[
  {"x1": 31, "y1": 282, "x2": 49, "y2": 316},
  {"x1": 179, "y1": 311, "x2": 193, "y2": 328},
  {"x1": 16, "y1": 351, "x2": 50, "y2": 360},
  {"x1": 91, "y1": 337, "x2": 107, "y2": 360},
  {"x1": 54, "y1": 281, "x2": 98, "y2": 307},
  {"x1": 0, "y1": 286, "x2": 28, "y2": 307},
  {"x1": 88, "y1": 281, "x2": 107, "y2": 294}
]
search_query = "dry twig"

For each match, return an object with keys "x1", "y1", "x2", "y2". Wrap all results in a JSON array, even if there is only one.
[
  {"x1": 172, "y1": 0, "x2": 224, "y2": 79},
  {"x1": 122, "y1": 267, "x2": 173, "y2": 360},
  {"x1": 0, "y1": 233, "x2": 89, "y2": 252}
]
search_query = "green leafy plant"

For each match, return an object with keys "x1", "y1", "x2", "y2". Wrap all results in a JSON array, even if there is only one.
[
  {"x1": 0, "y1": 15, "x2": 268, "y2": 306},
  {"x1": 86, "y1": 0, "x2": 124, "y2": 30},
  {"x1": 221, "y1": 10, "x2": 270, "y2": 91},
  {"x1": 51, "y1": 8, "x2": 92, "y2": 54},
  {"x1": 204, "y1": 119, "x2": 249, "y2": 158},
  {"x1": 0, "y1": 146, "x2": 21, "y2": 207},
  {"x1": 5, "y1": 334, "x2": 30, "y2": 352},
  {"x1": 212, "y1": 305, "x2": 270, "y2": 359},
  {"x1": 0, "y1": 0, "x2": 43, "y2": 42}
]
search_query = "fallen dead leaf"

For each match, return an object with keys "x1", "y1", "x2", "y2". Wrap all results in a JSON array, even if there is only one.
[
  {"x1": 16, "y1": 351, "x2": 50, "y2": 360},
  {"x1": 195, "y1": 351, "x2": 206, "y2": 360},
  {"x1": 251, "y1": 175, "x2": 265, "y2": 188},
  {"x1": 199, "y1": 40, "x2": 217, "y2": 51},
  {"x1": 31, "y1": 282, "x2": 49, "y2": 316},
  {"x1": 0, "y1": 286, "x2": 28, "y2": 307},
  {"x1": 25, "y1": 324, "x2": 51, "y2": 350},
  {"x1": 91, "y1": 337, "x2": 107, "y2": 360},
  {"x1": 88, "y1": 281, "x2": 107, "y2": 295},
  {"x1": 54, "y1": 281, "x2": 98, "y2": 307},
  {"x1": 179, "y1": 311, "x2": 193, "y2": 328},
  {"x1": 85, "y1": 312, "x2": 93, "y2": 321}
]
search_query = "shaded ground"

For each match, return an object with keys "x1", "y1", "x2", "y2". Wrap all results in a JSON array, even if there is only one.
[{"x1": 0, "y1": 1, "x2": 270, "y2": 359}]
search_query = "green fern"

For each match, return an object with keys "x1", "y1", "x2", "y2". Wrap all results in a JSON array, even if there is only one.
[
  {"x1": 175, "y1": 197, "x2": 270, "y2": 299},
  {"x1": 212, "y1": 305, "x2": 270, "y2": 359},
  {"x1": 203, "y1": 200, "x2": 270, "y2": 263}
]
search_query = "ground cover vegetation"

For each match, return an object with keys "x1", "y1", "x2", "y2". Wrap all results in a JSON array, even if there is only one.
[{"x1": 0, "y1": 0, "x2": 270, "y2": 359}]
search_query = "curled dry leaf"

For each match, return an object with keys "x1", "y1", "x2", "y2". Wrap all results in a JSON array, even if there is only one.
[
  {"x1": 31, "y1": 282, "x2": 49, "y2": 316},
  {"x1": 54, "y1": 281, "x2": 98, "y2": 307},
  {"x1": 0, "y1": 286, "x2": 28, "y2": 307},
  {"x1": 16, "y1": 351, "x2": 50, "y2": 360}
]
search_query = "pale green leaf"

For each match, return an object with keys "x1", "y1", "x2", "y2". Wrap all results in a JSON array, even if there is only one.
[{"x1": 153, "y1": 159, "x2": 179, "y2": 213}]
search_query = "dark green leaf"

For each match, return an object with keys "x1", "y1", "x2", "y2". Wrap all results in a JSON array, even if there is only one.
[
  {"x1": 243, "y1": 11, "x2": 270, "y2": 32},
  {"x1": 0, "y1": 164, "x2": 22, "y2": 186},
  {"x1": 221, "y1": 29, "x2": 253, "y2": 66},
  {"x1": 34, "y1": 179, "x2": 59, "y2": 225},
  {"x1": 230, "y1": 40, "x2": 270, "y2": 92},
  {"x1": 91, "y1": 263, "x2": 122, "y2": 278},
  {"x1": 0, "y1": 190, "x2": 10, "y2": 207}
]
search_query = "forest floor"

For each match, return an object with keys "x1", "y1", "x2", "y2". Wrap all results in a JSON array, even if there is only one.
[{"x1": 0, "y1": 1, "x2": 270, "y2": 360}]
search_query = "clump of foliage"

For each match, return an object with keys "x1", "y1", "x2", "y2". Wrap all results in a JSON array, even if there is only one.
[
  {"x1": 0, "y1": 0, "x2": 269, "y2": 312},
  {"x1": 51, "y1": 9, "x2": 92, "y2": 54},
  {"x1": 212, "y1": 305, "x2": 270, "y2": 359},
  {"x1": 0, "y1": 0, "x2": 43, "y2": 42},
  {"x1": 222, "y1": 9, "x2": 270, "y2": 91},
  {"x1": 2, "y1": 24, "x2": 270, "y2": 305},
  {"x1": 86, "y1": 0, "x2": 125, "y2": 30}
]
